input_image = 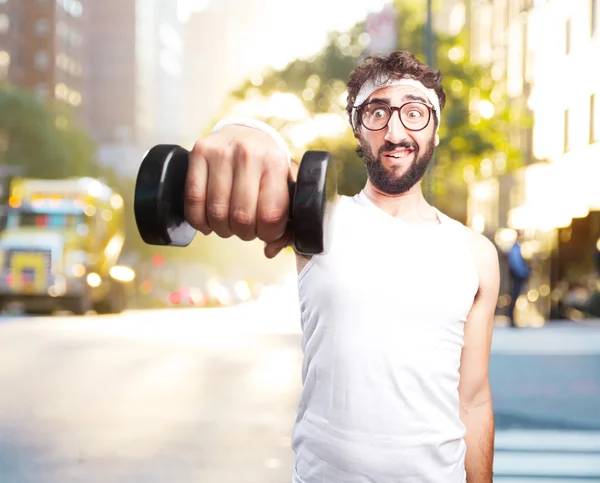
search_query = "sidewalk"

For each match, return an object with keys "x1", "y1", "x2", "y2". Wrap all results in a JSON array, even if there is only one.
[{"x1": 492, "y1": 319, "x2": 600, "y2": 354}]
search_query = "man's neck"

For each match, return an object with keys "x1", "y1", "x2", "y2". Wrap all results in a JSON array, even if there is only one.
[{"x1": 363, "y1": 181, "x2": 439, "y2": 224}]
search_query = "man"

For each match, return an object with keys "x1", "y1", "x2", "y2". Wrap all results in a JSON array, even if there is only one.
[
  {"x1": 507, "y1": 232, "x2": 530, "y2": 327},
  {"x1": 184, "y1": 51, "x2": 499, "y2": 482}
]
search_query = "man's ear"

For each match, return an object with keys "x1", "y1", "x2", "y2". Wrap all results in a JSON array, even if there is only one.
[{"x1": 434, "y1": 133, "x2": 439, "y2": 146}]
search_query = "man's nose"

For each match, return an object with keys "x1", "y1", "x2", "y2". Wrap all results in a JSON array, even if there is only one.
[{"x1": 384, "y1": 110, "x2": 409, "y2": 144}]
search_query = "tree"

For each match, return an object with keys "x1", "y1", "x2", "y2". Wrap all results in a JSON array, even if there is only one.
[
  {"x1": 222, "y1": 3, "x2": 529, "y2": 222},
  {"x1": 390, "y1": 0, "x2": 528, "y2": 219},
  {"x1": 227, "y1": 23, "x2": 372, "y2": 197},
  {"x1": 0, "y1": 85, "x2": 97, "y2": 179}
]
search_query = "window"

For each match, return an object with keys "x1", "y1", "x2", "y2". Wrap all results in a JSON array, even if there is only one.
[
  {"x1": 36, "y1": 83, "x2": 49, "y2": 100},
  {"x1": 592, "y1": 0, "x2": 598, "y2": 37},
  {"x1": 35, "y1": 19, "x2": 50, "y2": 37},
  {"x1": 592, "y1": 94, "x2": 599, "y2": 143},
  {"x1": 58, "y1": 0, "x2": 83, "y2": 18},
  {"x1": 565, "y1": 19, "x2": 571, "y2": 55},
  {"x1": 0, "y1": 13, "x2": 9, "y2": 34},
  {"x1": 564, "y1": 109, "x2": 570, "y2": 153},
  {"x1": 0, "y1": 50, "x2": 9, "y2": 80},
  {"x1": 34, "y1": 51, "x2": 50, "y2": 71}
]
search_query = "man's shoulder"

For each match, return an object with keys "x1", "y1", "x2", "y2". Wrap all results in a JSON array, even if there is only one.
[
  {"x1": 435, "y1": 209, "x2": 499, "y2": 273},
  {"x1": 461, "y1": 228, "x2": 500, "y2": 293}
]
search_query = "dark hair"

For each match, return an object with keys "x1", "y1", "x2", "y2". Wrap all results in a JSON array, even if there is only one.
[{"x1": 346, "y1": 51, "x2": 446, "y2": 138}]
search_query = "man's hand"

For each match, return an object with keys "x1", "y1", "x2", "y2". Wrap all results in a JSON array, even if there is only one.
[{"x1": 184, "y1": 125, "x2": 292, "y2": 258}]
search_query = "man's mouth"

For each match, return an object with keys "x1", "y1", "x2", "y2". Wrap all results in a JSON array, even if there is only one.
[{"x1": 385, "y1": 149, "x2": 414, "y2": 159}]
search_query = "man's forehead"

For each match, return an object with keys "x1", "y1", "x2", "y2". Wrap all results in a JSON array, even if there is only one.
[{"x1": 367, "y1": 84, "x2": 428, "y2": 103}]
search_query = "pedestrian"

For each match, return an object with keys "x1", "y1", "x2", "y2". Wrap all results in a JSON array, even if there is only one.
[
  {"x1": 183, "y1": 51, "x2": 498, "y2": 483},
  {"x1": 507, "y1": 232, "x2": 531, "y2": 327}
]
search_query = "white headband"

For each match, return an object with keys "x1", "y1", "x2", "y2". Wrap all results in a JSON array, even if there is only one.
[{"x1": 352, "y1": 77, "x2": 441, "y2": 132}]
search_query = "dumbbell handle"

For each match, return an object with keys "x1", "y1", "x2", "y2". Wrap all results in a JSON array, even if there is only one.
[{"x1": 135, "y1": 145, "x2": 297, "y2": 246}]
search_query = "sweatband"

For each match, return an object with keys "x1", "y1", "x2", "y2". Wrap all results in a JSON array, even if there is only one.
[
  {"x1": 212, "y1": 117, "x2": 291, "y2": 164},
  {"x1": 352, "y1": 77, "x2": 441, "y2": 132}
]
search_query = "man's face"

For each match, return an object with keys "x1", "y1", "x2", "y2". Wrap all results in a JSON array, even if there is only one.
[{"x1": 357, "y1": 85, "x2": 440, "y2": 195}]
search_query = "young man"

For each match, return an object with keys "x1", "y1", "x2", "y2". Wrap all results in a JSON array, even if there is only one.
[{"x1": 184, "y1": 51, "x2": 499, "y2": 482}]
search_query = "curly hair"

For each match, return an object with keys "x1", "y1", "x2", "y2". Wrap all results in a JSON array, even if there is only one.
[{"x1": 346, "y1": 51, "x2": 446, "y2": 136}]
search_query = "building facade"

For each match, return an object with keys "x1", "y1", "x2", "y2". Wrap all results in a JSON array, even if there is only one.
[
  {"x1": 85, "y1": 0, "x2": 184, "y2": 178},
  {"x1": 0, "y1": 0, "x2": 86, "y2": 120},
  {"x1": 468, "y1": 0, "x2": 600, "y2": 323}
]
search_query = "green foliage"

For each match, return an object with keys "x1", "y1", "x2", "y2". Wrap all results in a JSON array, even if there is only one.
[
  {"x1": 306, "y1": 129, "x2": 367, "y2": 197},
  {"x1": 0, "y1": 84, "x2": 97, "y2": 179},
  {"x1": 227, "y1": 24, "x2": 371, "y2": 198},
  {"x1": 392, "y1": 0, "x2": 529, "y2": 219},
  {"x1": 223, "y1": 2, "x2": 529, "y2": 222},
  {"x1": 230, "y1": 24, "x2": 367, "y2": 119}
]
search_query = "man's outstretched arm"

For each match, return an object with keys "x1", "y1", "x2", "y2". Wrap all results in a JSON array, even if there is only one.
[{"x1": 459, "y1": 230, "x2": 500, "y2": 482}]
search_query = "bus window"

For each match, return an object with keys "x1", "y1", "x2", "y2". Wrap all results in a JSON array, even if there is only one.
[{"x1": 10, "y1": 213, "x2": 82, "y2": 229}]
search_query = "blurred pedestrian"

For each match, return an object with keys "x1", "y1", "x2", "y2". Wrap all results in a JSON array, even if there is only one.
[{"x1": 507, "y1": 232, "x2": 531, "y2": 327}]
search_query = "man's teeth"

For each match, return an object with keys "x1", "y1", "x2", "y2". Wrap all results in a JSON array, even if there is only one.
[{"x1": 389, "y1": 151, "x2": 412, "y2": 158}]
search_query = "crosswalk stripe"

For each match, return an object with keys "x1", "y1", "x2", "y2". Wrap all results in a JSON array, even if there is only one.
[
  {"x1": 491, "y1": 326, "x2": 600, "y2": 354},
  {"x1": 495, "y1": 430, "x2": 600, "y2": 451},
  {"x1": 494, "y1": 451, "x2": 600, "y2": 477},
  {"x1": 494, "y1": 431, "x2": 600, "y2": 480},
  {"x1": 494, "y1": 478, "x2": 600, "y2": 482}
]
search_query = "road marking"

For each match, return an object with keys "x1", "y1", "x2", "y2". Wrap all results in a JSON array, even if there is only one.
[
  {"x1": 494, "y1": 430, "x2": 600, "y2": 480},
  {"x1": 495, "y1": 430, "x2": 600, "y2": 452},
  {"x1": 492, "y1": 327, "x2": 600, "y2": 354}
]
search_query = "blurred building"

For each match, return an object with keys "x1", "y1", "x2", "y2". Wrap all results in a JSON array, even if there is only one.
[
  {"x1": 182, "y1": 0, "x2": 268, "y2": 145},
  {"x1": 468, "y1": 0, "x2": 600, "y2": 323},
  {"x1": 182, "y1": 9, "x2": 232, "y2": 145},
  {"x1": 0, "y1": 0, "x2": 85, "y2": 120},
  {"x1": 85, "y1": 0, "x2": 184, "y2": 178},
  {"x1": 363, "y1": 4, "x2": 398, "y2": 56}
]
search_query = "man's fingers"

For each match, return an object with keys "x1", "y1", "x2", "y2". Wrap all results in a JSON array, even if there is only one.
[
  {"x1": 184, "y1": 150, "x2": 211, "y2": 235},
  {"x1": 264, "y1": 230, "x2": 293, "y2": 259},
  {"x1": 256, "y1": 161, "x2": 290, "y2": 243},
  {"x1": 205, "y1": 151, "x2": 234, "y2": 238},
  {"x1": 230, "y1": 147, "x2": 262, "y2": 241}
]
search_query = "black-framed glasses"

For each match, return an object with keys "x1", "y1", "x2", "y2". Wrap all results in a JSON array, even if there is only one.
[{"x1": 356, "y1": 101, "x2": 434, "y2": 132}]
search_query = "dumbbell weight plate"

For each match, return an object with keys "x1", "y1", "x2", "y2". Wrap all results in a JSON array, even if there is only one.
[
  {"x1": 292, "y1": 151, "x2": 337, "y2": 255},
  {"x1": 134, "y1": 145, "x2": 197, "y2": 247}
]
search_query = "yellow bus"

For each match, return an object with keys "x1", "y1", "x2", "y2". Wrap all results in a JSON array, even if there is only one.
[{"x1": 0, "y1": 177, "x2": 135, "y2": 315}]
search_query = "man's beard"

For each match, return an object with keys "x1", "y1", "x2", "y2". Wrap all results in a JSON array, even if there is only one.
[{"x1": 361, "y1": 137, "x2": 435, "y2": 195}]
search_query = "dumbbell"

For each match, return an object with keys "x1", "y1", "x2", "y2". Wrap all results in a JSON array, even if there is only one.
[{"x1": 134, "y1": 144, "x2": 338, "y2": 255}]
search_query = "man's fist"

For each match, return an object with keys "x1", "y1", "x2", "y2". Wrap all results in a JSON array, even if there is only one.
[{"x1": 184, "y1": 125, "x2": 293, "y2": 258}]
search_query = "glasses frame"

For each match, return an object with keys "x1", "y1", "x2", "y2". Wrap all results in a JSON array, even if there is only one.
[{"x1": 356, "y1": 100, "x2": 434, "y2": 132}]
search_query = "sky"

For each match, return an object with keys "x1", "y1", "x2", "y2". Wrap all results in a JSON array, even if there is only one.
[{"x1": 177, "y1": 0, "x2": 392, "y2": 70}]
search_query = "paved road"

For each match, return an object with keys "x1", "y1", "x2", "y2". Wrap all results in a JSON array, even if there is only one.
[
  {"x1": 490, "y1": 324, "x2": 600, "y2": 481},
  {"x1": 0, "y1": 299, "x2": 598, "y2": 482}
]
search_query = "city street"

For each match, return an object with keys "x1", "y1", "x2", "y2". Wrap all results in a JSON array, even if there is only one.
[{"x1": 0, "y1": 294, "x2": 598, "y2": 483}]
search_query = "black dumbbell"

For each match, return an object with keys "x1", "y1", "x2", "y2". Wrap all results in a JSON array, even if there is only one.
[{"x1": 134, "y1": 145, "x2": 338, "y2": 255}]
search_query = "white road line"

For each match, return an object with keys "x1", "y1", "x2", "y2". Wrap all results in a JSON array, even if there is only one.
[
  {"x1": 494, "y1": 430, "x2": 600, "y2": 480},
  {"x1": 495, "y1": 430, "x2": 600, "y2": 452},
  {"x1": 493, "y1": 451, "x2": 600, "y2": 477}
]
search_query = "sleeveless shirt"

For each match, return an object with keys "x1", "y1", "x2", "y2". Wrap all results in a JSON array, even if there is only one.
[{"x1": 292, "y1": 191, "x2": 479, "y2": 483}]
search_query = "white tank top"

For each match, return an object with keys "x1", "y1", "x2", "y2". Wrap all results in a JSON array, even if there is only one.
[{"x1": 292, "y1": 191, "x2": 479, "y2": 483}]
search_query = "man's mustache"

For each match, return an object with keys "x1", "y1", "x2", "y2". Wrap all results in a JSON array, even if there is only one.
[{"x1": 379, "y1": 140, "x2": 418, "y2": 155}]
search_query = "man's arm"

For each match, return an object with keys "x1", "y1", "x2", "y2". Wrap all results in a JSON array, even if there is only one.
[{"x1": 459, "y1": 230, "x2": 500, "y2": 483}]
